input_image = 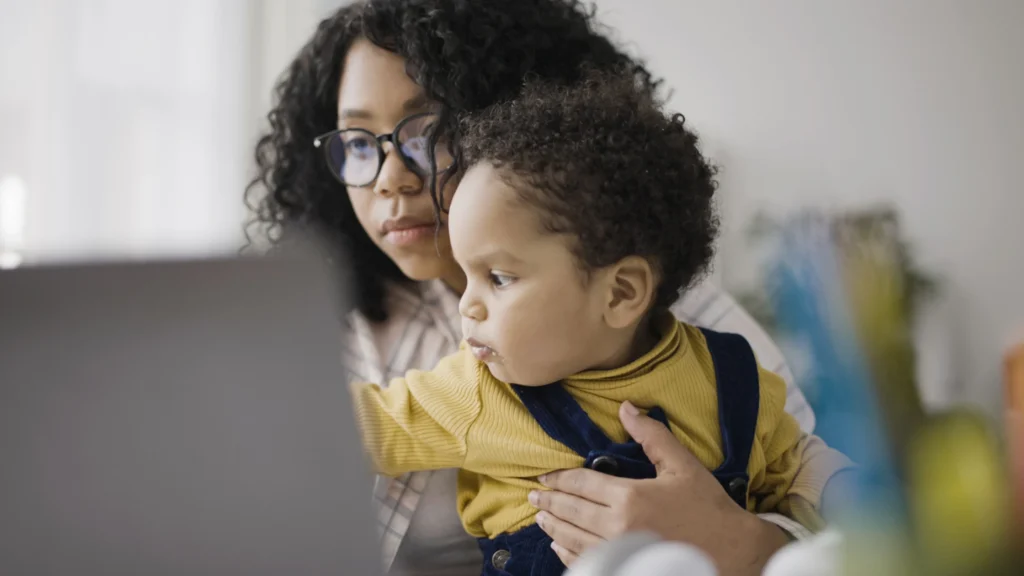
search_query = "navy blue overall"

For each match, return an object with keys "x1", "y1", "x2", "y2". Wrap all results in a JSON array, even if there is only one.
[{"x1": 476, "y1": 328, "x2": 762, "y2": 576}]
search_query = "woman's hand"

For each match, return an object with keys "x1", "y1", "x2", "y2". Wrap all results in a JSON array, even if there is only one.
[{"x1": 529, "y1": 401, "x2": 789, "y2": 576}]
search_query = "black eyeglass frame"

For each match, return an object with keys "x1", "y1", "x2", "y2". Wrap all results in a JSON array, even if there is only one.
[{"x1": 312, "y1": 112, "x2": 454, "y2": 188}]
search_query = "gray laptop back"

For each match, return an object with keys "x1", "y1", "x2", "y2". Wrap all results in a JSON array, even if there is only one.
[{"x1": 0, "y1": 255, "x2": 380, "y2": 575}]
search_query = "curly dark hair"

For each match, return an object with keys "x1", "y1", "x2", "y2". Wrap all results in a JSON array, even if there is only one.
[
  {"x1": 459, "y1": 70, "x2": 719, "y2": 309},
  {"x1": 245, "y1": 0, "x2": 662, "y2": 322}
]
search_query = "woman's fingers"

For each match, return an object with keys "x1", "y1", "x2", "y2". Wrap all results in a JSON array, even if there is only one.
[
  {"x1": 619, "y1": 401, "x2": 703, "y2": 475},
  {"x1": 529, "y1": 487, "x2": 613, "y2": 537},
  {"x1": 535, "y1": 510, "x2": 601, "y2": 559},
  {"x1": 538, "y1": 467, "x2": 628, "y2": 506},
  {"x1": 550, "y1": 540, "x2": 580, "y2": 567}
]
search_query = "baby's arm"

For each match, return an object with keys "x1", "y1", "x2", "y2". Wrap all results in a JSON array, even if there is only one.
[
  {"x1": 752, "y1": 367, "x2": 856, "y2": 530},
  {"x1": 349, "y1": 348, "x2": 484, "y2": 477}
]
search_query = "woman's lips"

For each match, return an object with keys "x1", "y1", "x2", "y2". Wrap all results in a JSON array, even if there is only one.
[
  {"x1": 384, "y1": 225, "x2": 435, "y2": 247},
  {"x1": 466, "y1": 338, "x2": 497, "y2": 362},
  {"x1": 381, "y1": 217, "x2": 436, "y2": 247}
]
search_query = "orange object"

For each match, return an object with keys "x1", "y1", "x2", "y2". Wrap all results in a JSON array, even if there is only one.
[
  {"x1": 1008, "y1": 343, "x2": 1024, "y2": 412},
  {"x1": 1006, "y1": 342, "x2": 1024, "y2": 536}
]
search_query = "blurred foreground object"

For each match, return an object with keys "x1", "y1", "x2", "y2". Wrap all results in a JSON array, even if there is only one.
[
  {"x1": 740, "y1": 207, "x2": 935, "y2": 459},
  {"x1": 760, "y1": 212, "x2": 912, "y2": 575},
  {"x1": 565, "y1": 530, "x2": 844, "y2": 576},
  {"x1": 564, "y1": 533, "x2": 716, "y2": 576},
  {"x1": 833, "y1": 209, "x2": 927, "y2": 465},
  {"x1": 761, "y1": 530, "x2": 843, "y2": 576},
  {"x1": 738, "y1": 207, "x2": 1017, "y2": 574},
  {"x1": 0, "y1": 239, "x2": 380, "y2": 576},
  {"x1": 907, "y1": 411, "x2": 1010, "y2": 575}
]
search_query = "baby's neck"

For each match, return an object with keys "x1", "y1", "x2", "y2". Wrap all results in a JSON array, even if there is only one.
[{"x1": 589, "y1": 314, "x2": 661, "y2": 372}]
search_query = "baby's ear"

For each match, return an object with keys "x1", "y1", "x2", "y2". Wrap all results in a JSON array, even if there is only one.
[{"x1": 603, "y1": 256, "x2": 657, "y2": 329}]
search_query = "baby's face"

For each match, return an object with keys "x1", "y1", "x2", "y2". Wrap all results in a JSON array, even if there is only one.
[{"x1": 448, "y1": 163, "x2": 611, "y2": 386}]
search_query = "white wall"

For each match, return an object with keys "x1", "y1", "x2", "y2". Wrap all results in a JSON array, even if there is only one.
[
  {"x1": 0, "y1": 0, "x2": 255, "y2": 262},
  {"x1": 0, "y1": 0, "x2": 354, "y2": 264},
  {"x1": 594, "y1": 0, "x2": 1024, "y2": 411}
]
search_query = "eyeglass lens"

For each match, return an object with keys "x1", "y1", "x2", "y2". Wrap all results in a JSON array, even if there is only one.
[{"x1": 324, "y1": 114, "x2": 454, "y2": 187}]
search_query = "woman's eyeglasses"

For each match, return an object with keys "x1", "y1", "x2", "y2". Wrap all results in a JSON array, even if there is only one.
[{"x1": 313, "y1": 112, "x2": 454, "y2": 188}]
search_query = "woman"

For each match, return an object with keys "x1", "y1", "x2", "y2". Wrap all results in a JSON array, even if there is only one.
[{"x1": 247, "y1": 1, "x2": 834, "y2": 574}]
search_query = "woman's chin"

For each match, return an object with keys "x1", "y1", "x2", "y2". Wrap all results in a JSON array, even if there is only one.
[
  {"x1": 387, "y1": 249, "x2": 464, "y2": 289},
  {"x1": 390, "y1": 255, "x2": 449, "y2": 282}
]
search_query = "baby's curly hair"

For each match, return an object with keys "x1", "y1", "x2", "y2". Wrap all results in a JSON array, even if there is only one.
[
  {"x1": 459, "y1": 70, "x2": 719, "y2": 309},
  {"x1": 245, "y1": 0, "x2": 661, "y2": 322}
]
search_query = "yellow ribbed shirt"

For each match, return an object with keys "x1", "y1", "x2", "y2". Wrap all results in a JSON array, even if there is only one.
[{"x1": 351, "y1": 319, "x2": 844, "y2": 538}]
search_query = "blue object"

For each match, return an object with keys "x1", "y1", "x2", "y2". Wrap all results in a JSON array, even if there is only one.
[{"x1": 766, "y1": 215, "x2": 906, "y2": 521}]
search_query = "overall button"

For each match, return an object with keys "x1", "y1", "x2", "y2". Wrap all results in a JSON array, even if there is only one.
[
  {"x1": 727, "y1": 477, "x2": 748, "y2": 504},
  {"x1": 492, "y1": 549, "x2": 511, "y2": 571},
  {"x1": 589, "y1": 455, "x2": 620, "y2": 475}
]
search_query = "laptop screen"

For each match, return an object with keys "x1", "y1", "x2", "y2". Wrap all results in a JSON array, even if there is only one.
[{"x1": 0, "y1": 255, "x2": 380, "y2": 576}]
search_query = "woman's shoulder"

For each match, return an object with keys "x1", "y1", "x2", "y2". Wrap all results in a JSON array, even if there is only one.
[
  {"x1": 343, "y1": 279, "x2": 462, "y2": 382},
  {"x1": 347, "y1": 279, "x2": 457, "y2": 324},
  {"x1": 671, "y1": 280, "x2": 737, "y2": 325},
  {"x1": 671, "y1": 280, "x2": 786, "y2": 376}
]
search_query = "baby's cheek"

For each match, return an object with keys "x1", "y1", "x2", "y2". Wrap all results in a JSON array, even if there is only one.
[
  {"x1": 514, "y1": 343, "x2": 575, "y2": 387},
  {"x1": 499, "y1": 302, "x2": 579, "y2": 381}
]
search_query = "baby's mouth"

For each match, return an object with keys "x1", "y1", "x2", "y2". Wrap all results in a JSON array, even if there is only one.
[{"x1": 466, "y1": 338, "x2": 498, "y2": 362}]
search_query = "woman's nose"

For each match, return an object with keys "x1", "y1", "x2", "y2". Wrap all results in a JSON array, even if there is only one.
[{"x1": 373, "y1": 142, "x2": 421, "y2": 197}]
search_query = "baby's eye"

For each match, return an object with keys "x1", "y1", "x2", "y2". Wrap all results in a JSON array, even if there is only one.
[{"x1": 489, "y1": 272, "x2": 516, "y2": 288}]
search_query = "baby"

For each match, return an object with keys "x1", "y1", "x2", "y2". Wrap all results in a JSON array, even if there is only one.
[{"x1": 350, "y1": 70, "x2": 848, "y2": 576}]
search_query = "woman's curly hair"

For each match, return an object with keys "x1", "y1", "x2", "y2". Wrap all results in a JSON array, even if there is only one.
[
  {"x1": 460, "y1": 70, "x2": 719, "y2": 310},
  {"x1": 245, "y1": 0, "x2": 661, "y2": 322}
]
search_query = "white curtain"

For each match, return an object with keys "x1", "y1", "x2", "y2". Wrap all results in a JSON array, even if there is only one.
[{"x1": 0, "y1": 0, "x2": 345, "y2": 265}]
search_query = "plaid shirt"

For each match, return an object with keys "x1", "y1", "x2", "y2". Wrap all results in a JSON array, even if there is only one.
[{"x1": 341, "y1": 279, "x2": 818, "y2": 572}]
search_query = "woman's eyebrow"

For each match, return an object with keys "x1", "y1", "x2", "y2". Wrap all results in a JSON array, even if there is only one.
[
  {"x1": 403, "y1": 93, "x2": 433, "y2": 112},
  {"x1": 337, "y1": 95, "x2": 431, "y2": 121},
  {"x1": 338, "y1": 108, "x2": 373, "y2": 120}
]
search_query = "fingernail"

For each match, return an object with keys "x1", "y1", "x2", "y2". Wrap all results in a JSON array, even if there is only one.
[
  {"x1": 622, "y1": 401, "x2": 640, "y2": 416},
  {"x1": 536, "y1": 511, "x2": 548, "y2": 525},
  {"x1": 550, "y1": 541, "x2": 562, "y2": 554},
  {"x1": 528, "y1": 491, "x2": 539, "y2": 506},
  {"x1": 538, "y1": 474, "x2": 549, "y2": 485}
]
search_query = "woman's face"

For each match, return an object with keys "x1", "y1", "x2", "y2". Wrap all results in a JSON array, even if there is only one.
[{"x1": 336, "y1": 39, "x2": 463, "y2": 289}]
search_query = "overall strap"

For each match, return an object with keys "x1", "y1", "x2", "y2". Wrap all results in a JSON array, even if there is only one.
[
  {"x1": 511, "y1": 384, "x2": 614, "y2": 458},
  {"x1": 700, "y1": 328, "x2": 761, "y2": 507}
]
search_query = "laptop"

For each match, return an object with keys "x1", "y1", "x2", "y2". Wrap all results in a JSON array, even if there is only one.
[{"x1": 0, "y1": 252, "x2": 381, "y2": 575}]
